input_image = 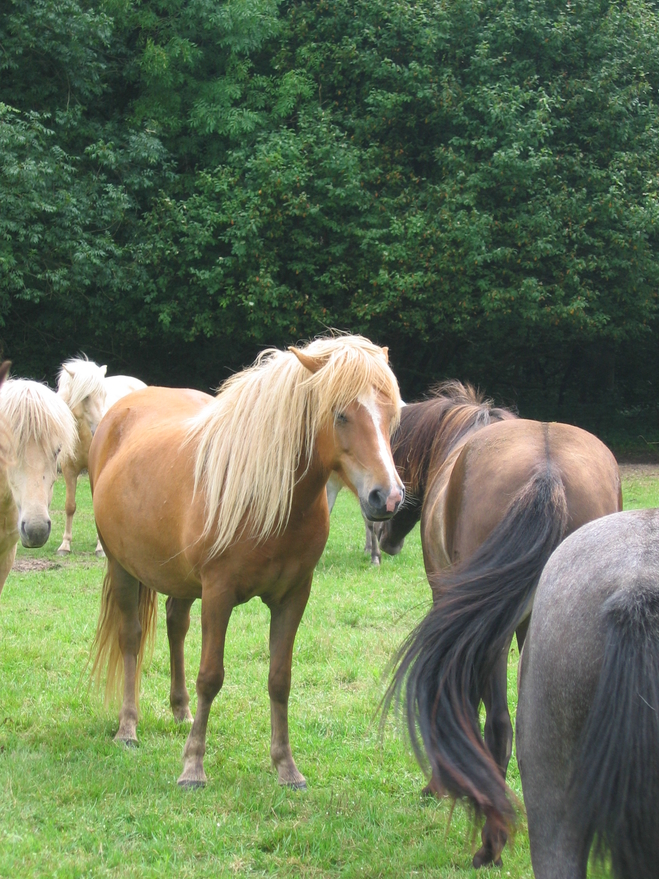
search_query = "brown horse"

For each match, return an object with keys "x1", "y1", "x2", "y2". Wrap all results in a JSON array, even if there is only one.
[
  {"x1": 381, "y1": 383, "x2": 621, "y2": 868},
  {"x1": 89, "y1": 335, "x2": 404, "y2": 789}
]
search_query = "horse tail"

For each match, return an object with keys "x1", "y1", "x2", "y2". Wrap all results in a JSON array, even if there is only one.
[
  {"x1": 568, "y1": 583, "x2": 659, "y2": 879},
  {"x1": 91, "y1": 567, "x2": 158, "y2": 709},
  {"x1": 385, "y1": 464, "x2": 568, "y2": 834}
]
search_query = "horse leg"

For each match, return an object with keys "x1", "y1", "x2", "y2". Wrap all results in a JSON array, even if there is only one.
[
  {"x1": 111, "y1": 560, "x2": 143, "y2": 745},
  {"x1": 57, "y1": 462, "x2": 77, "y2": 554},
  {"x1": 526, "y1": 799, "x2": 586, "y2": 879},
  {"x1": 0, "y1": 543, "x2": 16, "y2": 598},
  {"x1": 95, "y1": 529, "x2": 105, "y2": 558},
  {"x1": 266, "y1": 580, "x2": 312, "y2": 788},
  {"x1": 166, "y1": 596, "x2": 194, "y2": 722},
  {"x1": 473, "y1": 648, "x2": 512, "y2": 868},
  {"x1": 178, "y1": 590, "x2": 234, "y2": 788},
  {"x1": 515, "y1": 615, "x2": 530, "y2": 653},
  {"x1": 363, "y1": 514, "x2": 381, "y2": 565}
]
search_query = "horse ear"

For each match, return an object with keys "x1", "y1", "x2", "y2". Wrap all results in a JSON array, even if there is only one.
[
  {"x1": 288, "y1": 347, "x2": 325, "y2": 374},
  {"x1": 381, "y1": 346, "x2": 389, "y2": 363},
  {"x1": 100, "y1": 365, "x2": 107, "y2": 376},
  {"x1": 0, "y1": 361, "x2": 11, "y2": 386},
  {"x1": 64, "y1": 365, "x2": 74, "y2": 377}
]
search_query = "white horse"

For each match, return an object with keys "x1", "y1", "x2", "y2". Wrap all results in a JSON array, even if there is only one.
[
  {"x1": 0, "y1": 375, "x2": 77, "y2": 597},
  {"x1": 56, "y1": 358, "x2": 146, "y2": 555}
]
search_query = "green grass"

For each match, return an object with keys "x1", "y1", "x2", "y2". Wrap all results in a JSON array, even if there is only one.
[{"x1": 1, "y1": 472, "x2": 657, "y2": 878}]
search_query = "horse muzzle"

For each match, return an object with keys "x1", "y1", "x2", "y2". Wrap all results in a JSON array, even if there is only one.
[
  {"x1": 360, "y1": 485, "x2": 405, "y2": 522},
  {"x1": 19, "y1": 516, "x2": 51, "y2": 548}
]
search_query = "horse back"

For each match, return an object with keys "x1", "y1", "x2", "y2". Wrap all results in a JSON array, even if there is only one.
[
  {"x1": 89, "y1": 387, "x2": 210, "y2": 485},
  {"x1": 89, "y1": 386, "x2": 213, "y2": 590}
]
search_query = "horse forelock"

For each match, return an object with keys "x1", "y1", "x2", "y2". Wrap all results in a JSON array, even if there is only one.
[
  {"x1": 57, "y1": 358, "x2": 107, "y2": 411},
  {"x1": 0, "y1": 379, "x2": 78, "y2": 460},
  {"x1": 394, "y1": 381, "x2": 516, "y2": 499},
  {"x1": 188, "y1": 334, "x2": 401, "y2": 558}
]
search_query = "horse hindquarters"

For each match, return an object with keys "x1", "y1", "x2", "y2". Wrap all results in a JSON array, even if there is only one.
[
  {"x1": 387, "y1": 466, "x2": 569, "y2": 865},
  {"x1": 567, "y1": 586, "x2": 659, "y2": 879}
]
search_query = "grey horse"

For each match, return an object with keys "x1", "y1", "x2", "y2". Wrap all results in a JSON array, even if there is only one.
[{"x1": 517, "y1": 508, "x2": 659, "y2": 879}]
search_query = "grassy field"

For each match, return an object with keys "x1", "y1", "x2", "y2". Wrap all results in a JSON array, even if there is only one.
[{"x1": 1, "y1": 471, "x2": 656, "y2": 878}]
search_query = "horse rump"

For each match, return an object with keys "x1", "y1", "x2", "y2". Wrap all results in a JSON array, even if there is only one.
[{"x1": 569, "y1": 582, "x2": 659, "y2": 879}]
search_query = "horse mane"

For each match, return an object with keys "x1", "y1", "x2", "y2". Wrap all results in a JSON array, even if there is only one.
[
  {"x1": 188, "y1": 335, "x2": 401, "y2": 558},
  {"x1": 57, "y1": 357, "x2": 107, "y2": 411},
  {"x1": 393, "y1": 380, "x2": 516, "y2": 500},
  {"x1": 0, "y1": 378, "x2": 78, "y2": 460}
]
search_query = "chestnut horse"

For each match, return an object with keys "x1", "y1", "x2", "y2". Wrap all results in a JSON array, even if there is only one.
[
  {"x1": 57, "y1": 357, "x2": 146, "y2": 555},
  {"x1": 89, "y1": 336, "x2": 404, "y2": 788},
  {"x1": 381, "y1": 383, "x2": 621, "y2": 868},
  {"x1": 0, "y1": 374, "x2": 77, "y2": 597},
  {"x1": 517, "y1": 509, "x2": 659, "y2": 879}
]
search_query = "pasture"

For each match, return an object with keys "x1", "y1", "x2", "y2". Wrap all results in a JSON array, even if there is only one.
[{"x1": 0, "y1": 469, "x2": 655, "y2": 878}]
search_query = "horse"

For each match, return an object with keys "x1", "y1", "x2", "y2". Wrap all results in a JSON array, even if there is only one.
[
  {"x1": 56, "y1": 357, "x2": 146, "y2": 555},
  {"x1": 103, "y1": 374, "x2": 147, "y2": 411},
  {"x1": 326, "y1": 471, "x2": 381, "y2": 565},
  {"x1": 381, "y1": 382, "x2": 621, "y2": 868},
  {"x1": 516, "y1": 508, "x2": 659, "y2": 879},
  {"x1": 0, "y1": 374, "x2": 77, "y2": 597},
  {"x1": 89, "y1": 335, "x2": 404, "y2": 789}
]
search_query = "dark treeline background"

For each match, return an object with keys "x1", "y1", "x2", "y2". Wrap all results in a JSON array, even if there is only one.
[{"x1": 2, "y1": 0, "x2": 659, "y2": 450}]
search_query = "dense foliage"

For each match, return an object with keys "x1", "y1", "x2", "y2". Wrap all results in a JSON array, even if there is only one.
[{"x1": 1, "y1": 0, "x2": 659, "y2": 439}]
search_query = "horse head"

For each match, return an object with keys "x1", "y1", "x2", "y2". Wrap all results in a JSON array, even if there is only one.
[
  {"x1": 289, "y1": 341, "x2": 405, "y2": 521},
  {"x1": 1, "y1": 379, "x2": 77, "y2": 548},
  {"x1": 58, "y1": 358, "x2": 108, "y2": 439}
]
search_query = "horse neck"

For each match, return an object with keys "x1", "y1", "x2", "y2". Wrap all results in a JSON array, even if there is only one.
[
  {"x1": 292, "y1": 422, "x2": 336, "y2": 512},
  {"x1": 74, "y1": 414, "x2": 92, "y2": 459},
  {"x1": 394, "y1": 400, "x2": 495, "y2": 505}
]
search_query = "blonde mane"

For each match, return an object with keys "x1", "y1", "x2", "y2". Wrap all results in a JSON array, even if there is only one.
[
  {"x1": 0, "y1": 379, "x2": 78, "y2": 460},
  {"x1": 189, "y1": 335, "x2": 402, "y2": 558},
  {"x1": 57, "y1": 357, "x2": 107, "y2": 411}
]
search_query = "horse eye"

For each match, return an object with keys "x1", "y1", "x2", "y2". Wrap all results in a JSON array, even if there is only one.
[
  {"x1": 335, "y1": 412, "x2": 348, "y2": 426},
  {"x1": 54, "y1": 445, "x2": 62, "y2": 458}
]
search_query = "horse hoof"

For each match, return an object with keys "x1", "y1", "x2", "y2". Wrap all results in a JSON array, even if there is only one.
[
  {"x1": 178, "y1": 778, "x2": 206, "y2": 790},
  {"x1": 472, "y1": 848, "x2": 502, "y2": 869},
  {"x1": 421, "y1": 779, "x2": 447, "y2": 799},
  {"x1": 115, "y1": 737, "x2": 138, "y2": 748},
  {"x1": 96, "y1": 549, "x2": 106, "y2": 559},
  {"x1": 56, "y1": 548, "x2": 70, "y2": 556},
  {"x1": 283, "y1": 779, "x2": 307, "y2": 791}
]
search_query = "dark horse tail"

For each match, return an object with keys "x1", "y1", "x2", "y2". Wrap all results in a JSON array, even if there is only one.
[
  {"x1": 569, "y1": 584, "x2": 659, "y2": 879},
  {"x1": 385, "y1": 465, "x2": 568, "y2": 834}
]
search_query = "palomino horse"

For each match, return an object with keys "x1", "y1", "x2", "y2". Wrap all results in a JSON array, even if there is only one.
[
  {"x1": 0, "y1": 375, "x2": 77, "y2": 596},
  {"x1": 381, "y1": 383, "x2": 621, "y2": 868},
  {"x1": 89, "y1": 336, "x2": 404, "y2": 788},
  {"x1": 57, "y1": 358, "x2": 146, "y2": 555},
  {"x1": 517, "y1": 509, "x2": 659, "y2": 879}
]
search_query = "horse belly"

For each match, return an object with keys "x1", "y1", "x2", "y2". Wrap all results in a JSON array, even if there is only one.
[{"x1": 92, "y1": 441, "x2": 203, "y2": 598}]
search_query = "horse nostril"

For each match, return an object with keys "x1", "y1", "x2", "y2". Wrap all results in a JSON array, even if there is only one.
[{"x1": 368, "y1": 489, "x2": 386, "y2": 511}]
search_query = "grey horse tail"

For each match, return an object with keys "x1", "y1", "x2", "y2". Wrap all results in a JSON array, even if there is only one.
[
  {"x1": 569, "y1": 583, "x2": 659, "y2": 879},
  {"x1": 384, "y1": 464, "x2": 568, "y2": 834}
]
